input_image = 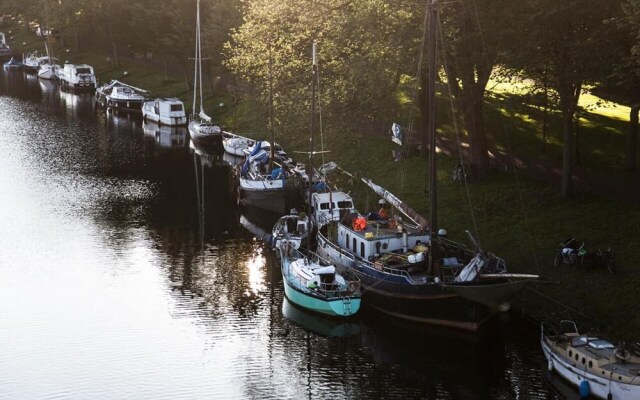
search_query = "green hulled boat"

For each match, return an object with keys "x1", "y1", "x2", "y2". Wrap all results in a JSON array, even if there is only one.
[{"x1": 280, "y1": 240, "x2": 361, "y2": 317}]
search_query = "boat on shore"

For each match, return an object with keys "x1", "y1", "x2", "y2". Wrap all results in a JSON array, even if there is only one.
[
  {"x1": 279, "y1": 239, "x2": 361, "y2": 317},
  {"x1": 541, "y1": 320, "x2": 640, "y2": 399}
]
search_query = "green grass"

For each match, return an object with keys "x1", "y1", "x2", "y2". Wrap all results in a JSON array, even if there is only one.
[{"x1": 6, "y1": 18, "x2": 640, "y2": 339}]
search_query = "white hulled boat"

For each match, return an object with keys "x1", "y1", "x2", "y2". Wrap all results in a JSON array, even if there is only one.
[
  {"x1": 142, "y1": 98, "x2": 188, "y2": 126},
  {"x1": 188, "y1": 0, "x2": 223, "y2": 153}
]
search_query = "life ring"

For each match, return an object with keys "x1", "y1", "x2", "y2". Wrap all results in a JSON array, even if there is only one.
[{"x1": 346, "y1": 281, "x2": 358, "y2": 295}]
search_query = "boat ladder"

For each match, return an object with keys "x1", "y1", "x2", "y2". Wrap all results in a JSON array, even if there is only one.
[{"x1": 342, "y1": 297, "x2": 352, "y2": 315}]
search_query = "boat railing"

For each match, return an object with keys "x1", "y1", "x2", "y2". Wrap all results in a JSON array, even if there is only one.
[{"x1": 359, "y1": 258, "x2": 425, "y2": 283}]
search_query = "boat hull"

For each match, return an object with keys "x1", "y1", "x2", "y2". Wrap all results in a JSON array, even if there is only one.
[
  {"x1": 317, "y1": 231, "x2": 493, "y2": 331},
  {"x1": 238, "y1": 178, "x2": 286, "y2": 214},
  {"x1": 189, "y1": 121, "x2": 224, "y2": 153},
  {"x1": 143, "y1": 112, "x2": 187, "y2": 126}
]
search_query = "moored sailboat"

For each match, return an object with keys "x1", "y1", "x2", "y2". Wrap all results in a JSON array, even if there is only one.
[
  {"x1": 314, "y1": 1, "x2": 536, "y2": 331},
  {"x1": 188, "y1": 0, "x2": 224, "y2": 153}
]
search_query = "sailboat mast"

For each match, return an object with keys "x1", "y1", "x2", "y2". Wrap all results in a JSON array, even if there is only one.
[
  {"x1": 268, "y1": 49, "x2": 275, "y2": 172},
  {"x1": 427, "y1": 0, "x2": 439, "y2": 275},
  {"x1": 192, "y1": 0, "x2": 200, "y2": 119},
  {"x1": 307, "y1": 41, "x2": 318, "y2": 249},
  {"x1": 198, "y1": 3, "x2": 205, "y2": 115}
]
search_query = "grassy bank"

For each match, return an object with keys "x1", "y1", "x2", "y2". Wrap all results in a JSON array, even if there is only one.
[{"x1": 6, "y1": 18, "x2": 640, "y2": 339}]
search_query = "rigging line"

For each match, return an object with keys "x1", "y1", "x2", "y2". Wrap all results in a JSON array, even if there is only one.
[
  {"x1": 394, "y1": 1, "x2": 430, "y2": 203},
  {"x1": 437, "y1": 12, "x2": 481, "y2": 240},
  {"x1": 316, "y1": 48, "x2": 325, "y2": 169},
  {"x1": 468, "y1": 0, "x2": 543, "y2": 272}
]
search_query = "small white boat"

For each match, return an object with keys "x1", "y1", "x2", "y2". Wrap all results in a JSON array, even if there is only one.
[
  {"x1": 272, "y1": 209, "x2": 310, "y2": 252},
  {"x1": 542, "y1": 321, "x2": 640, "y2": 400},
  {"x1": 59, "y1": 63, "x2": 96, "y2": 92},
  {"x1": 22, "y1": 52, "x2": 41, "y2": 73},
  {"x1": 96, "y1": 80, "x2": 148, "y2": 112},
  {"x1": 280, "y1": 240, "x2": 361, "y2": 317},
  {"x1": 223, "y1": 134, "x2": 254, "y2": 156},
  {"x1": 142, "y1": 98, "x2": 187, "y2": 126},
  {"x1": 38, "y1": 61, "x2": 61, "y2": 80}
]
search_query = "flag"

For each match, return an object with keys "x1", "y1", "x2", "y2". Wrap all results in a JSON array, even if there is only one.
[{"x1": 391, "y1": 123, "x2": 402, "y2": 145}]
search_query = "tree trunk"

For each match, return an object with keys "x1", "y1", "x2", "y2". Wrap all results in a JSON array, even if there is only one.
[
  {"x1": 112, "y1": 42, "x2": 120, "y2": 68},
  {"x1": 181, "y1": 61, "x2": 190, "y2": 91},
  {"x1": 163, "y1": 56, "x2": 169, "y2": 82},
  {"x1": 625, "y1": 104, "x2": 640, "y2": 171},
  {"x1": 561, "y1": 109, "x2": 574, "y2": 198},
  {"x1": 462, "y1": 90, "x2": 489, "y2": 178},
  {"x1": 73, "y1": 26, "x2": 80, "y2": 52}
]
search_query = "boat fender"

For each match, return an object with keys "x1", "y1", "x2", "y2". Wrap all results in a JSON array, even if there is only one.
[
  {"x1": 579, "y1": 380, "x2": 590, "y2": 398},
  {"x1": 547, "y1": 359, "x2": 553, "y2": 372}
]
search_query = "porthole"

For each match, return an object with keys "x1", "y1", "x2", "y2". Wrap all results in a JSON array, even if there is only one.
[
  {"x1": 581, "y1": 357, "x2": 586, "y2": 365},
  {"x1": 588, "y1": 361, "x2": 593, "y2": 368},
  {"x1": 575, "y1": 354, "x2": 579, "y2": 361},
  {"x1": 569, "y1": 350, "x2": 573, "y2": 357},
  {"x1": 619, "y1": 376, "x2": 622, "y2": 381}
]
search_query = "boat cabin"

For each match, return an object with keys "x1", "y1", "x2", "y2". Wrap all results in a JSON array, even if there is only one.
[
  {"x1": 334, "y1": 218, "x2": 430, "y2": 262},
  {"x1": 142, "y1": 98, "x2": 187, "y2": 126},
  {"x1": 60, "y1": 63, "x2": 96, "y2": 90},
  {"x1": 311, "y1": 191, "x2": 356, "y2": 227}
]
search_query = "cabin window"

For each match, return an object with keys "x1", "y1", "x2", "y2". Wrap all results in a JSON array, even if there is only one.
[
  {"x1": 171, "y1": 104, "x2": 183, "y2": 112},
  {"x1": 76, "y1": 68, "x2": 91, "y2": 74},
  {"x1": 346, "y1": 234, "x2": 350, "y2": 250},
  {"x1": 320, "y1": 203, "x2": 329, "y2": 210},
  {"x1": 337, "y1": 201, "x2": 352, "y2": 209},
  {"x1": 569, "y1": 350, "x2": 572, "y2": 357},
  {"x1": 360, "y1": 242, "x2": 365, "y2": 257},
  {"x1": 353, "y1": 238, "x2": 356, "y2": 253}
]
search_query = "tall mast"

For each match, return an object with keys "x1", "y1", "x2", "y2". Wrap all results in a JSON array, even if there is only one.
[
  {"x1": 307, "y1": 41, "x2": 318, "y2": 249},
  {"x1": 427, "y1": 0, "x2": 439, "y2": 275},
  {"x1": 192, "y1": 0, "x2": 200, "y2": 119},
  {"x1": 268, "y1": 47, "x2": 275, "y2": 172}
]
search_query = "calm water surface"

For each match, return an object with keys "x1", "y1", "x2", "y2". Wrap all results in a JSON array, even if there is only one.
[{"x1": 0, "y1": 71, "x2": 574, "y2": 399}]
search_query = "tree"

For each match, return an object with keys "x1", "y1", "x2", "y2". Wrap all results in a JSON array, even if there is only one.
[
  {"x1": 224, "y1": 0, "x2": 422, "y2": 136},
  {"x1": 437, "y1": 0, "x2": 515, "y2": 178},
  {"x1": 618, "y1": 0, "x2": 640, "y2": 170},
  {"x1": 508, "y1": 0, "x2": 620, "y2": 197}
]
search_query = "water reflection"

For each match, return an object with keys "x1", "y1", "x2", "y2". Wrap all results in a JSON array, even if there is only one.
[
  {"x1": 143, "y1": 120, "x2": 188, "y2": 150},
  {"x1": 0, "y1": 66, "x2": 569, "y2": 400}
]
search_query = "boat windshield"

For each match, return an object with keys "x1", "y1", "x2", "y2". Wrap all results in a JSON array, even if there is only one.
[
  {"x1": 76, "y1": 68, "x2": 92, "y2": 74},
  {"x1": 170, "y1": 104, "x2": 183, "y2": 112}
]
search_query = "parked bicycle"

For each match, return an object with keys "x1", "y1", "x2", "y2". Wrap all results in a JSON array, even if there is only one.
[{"x1": 553, "y1": 237, "x2": 616, "y2": 274}]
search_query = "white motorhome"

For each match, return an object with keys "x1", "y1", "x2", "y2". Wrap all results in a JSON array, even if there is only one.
[
  {"x1": 59, "y1": 64, "x2": 96, "y2": 92},
  {"x1": 142, "y1": 98, "x2": 187, "y2": 126}
]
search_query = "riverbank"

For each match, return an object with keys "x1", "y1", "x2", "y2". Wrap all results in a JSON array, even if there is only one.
[{"x1": 5, "y1": 18, "x2": 640, "y2": 340}]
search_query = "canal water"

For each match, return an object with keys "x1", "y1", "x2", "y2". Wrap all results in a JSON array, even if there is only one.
[{"x1": 0, "y1": 70, "x2": 575, "y2": 399}]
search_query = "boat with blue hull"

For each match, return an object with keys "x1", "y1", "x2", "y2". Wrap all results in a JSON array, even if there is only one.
[{"x1": 280, "y1": 240, "x2": 361, "y2": 317}]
